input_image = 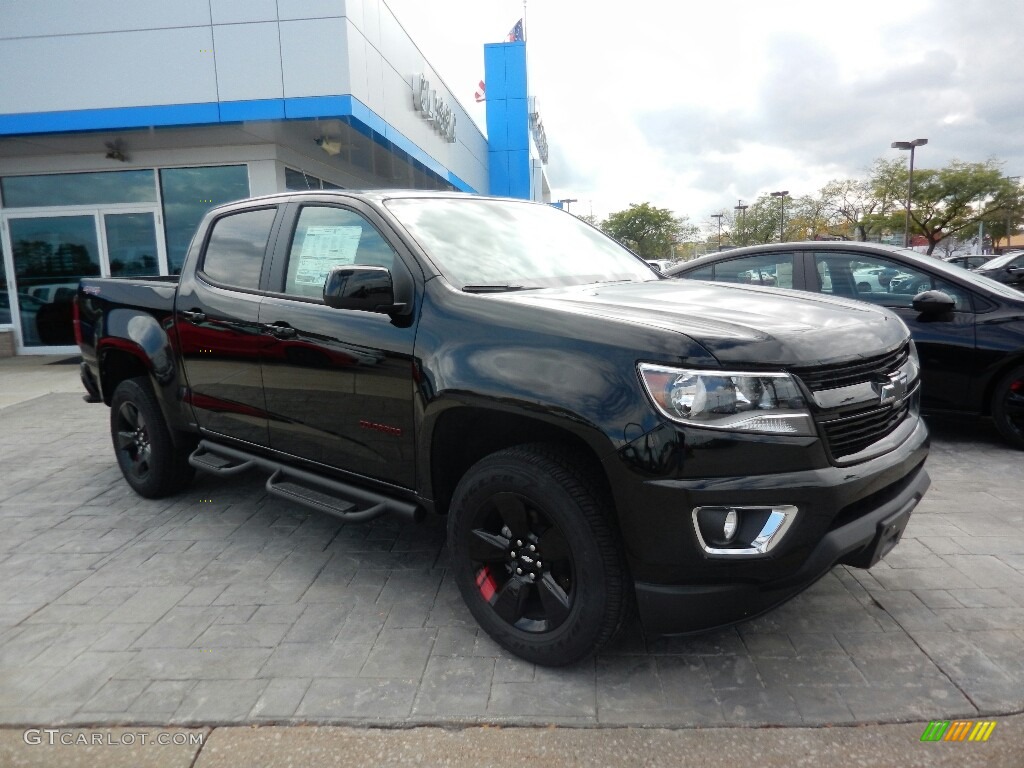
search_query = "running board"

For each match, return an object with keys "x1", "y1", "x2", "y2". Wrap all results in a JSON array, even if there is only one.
[{"x1": 188, "y1": 440, "x2": 421, "y2": 524}]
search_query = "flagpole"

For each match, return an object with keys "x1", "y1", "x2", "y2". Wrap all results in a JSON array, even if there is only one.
[{"x1": 522, "y1": 0, "x2": 527, "y2": 41}]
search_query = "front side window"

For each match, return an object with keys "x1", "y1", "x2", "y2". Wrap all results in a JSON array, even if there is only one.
[
  {"x1": 282, "y1": 206, "x2": 399, "y2": 300},
  {"x1": 200, "y1": 208, "x2": 276, "y2": 291},
  {"x1": 813, "y1": 252, "x2": 971, "y2": 310}
]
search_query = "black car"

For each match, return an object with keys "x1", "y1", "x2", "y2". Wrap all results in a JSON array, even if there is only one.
[
  {"x1": 974, "y1": 250, "x2": 1024, "y2": 289},
  {"x1": 667, "y1": 241, "x2": 1024, "y2": 448}
]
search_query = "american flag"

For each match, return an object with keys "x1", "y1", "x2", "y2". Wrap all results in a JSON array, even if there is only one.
[
  {"x1": 474, "y1": 80, "x2": 486, "y2": 102},
  {"x1": 506, "y1": 19, "x2": 523, "y2": 42}
]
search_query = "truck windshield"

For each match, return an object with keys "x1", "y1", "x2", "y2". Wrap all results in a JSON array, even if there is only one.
[{"x1": 385, "y1": 197, "x2": 658, "y2": 289}]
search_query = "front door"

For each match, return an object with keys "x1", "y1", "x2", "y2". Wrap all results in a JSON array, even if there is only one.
[
  {"x1": 258, "y1": 202, "x2": 418, "y2": 488},
  {"x1": 1, "y1": 206, "x2": 164, "y2": 353},
  {"x1": 810, "y1": 250, "x2": 977, "y2": 411}
]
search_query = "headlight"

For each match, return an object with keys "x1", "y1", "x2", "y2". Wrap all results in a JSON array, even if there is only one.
[{"x1": 638, "y1": 364, "x2": 815, "y2": 436}]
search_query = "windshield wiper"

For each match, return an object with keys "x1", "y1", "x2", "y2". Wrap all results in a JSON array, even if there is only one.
[{"x1": 461, "y1": 284, "x2": 532, "y2": 293}]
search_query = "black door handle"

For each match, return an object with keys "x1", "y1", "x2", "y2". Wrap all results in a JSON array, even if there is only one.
[
  {"x1": 263, "y1": 323, "x2": 297, "y2": 339},
  {"x1": 182, "y1": 309, "x2": 206, "y2": 323}
]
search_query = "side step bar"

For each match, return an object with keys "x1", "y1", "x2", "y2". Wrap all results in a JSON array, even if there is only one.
[{"x1": 188, "y1": 440, "x2": 421, "y2": 524}]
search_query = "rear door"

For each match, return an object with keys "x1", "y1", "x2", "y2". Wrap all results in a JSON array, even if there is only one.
[
  {"x1": 176, "y1": 205, "x2": 281, "y2": 446},
  {"x1": 258, "y1": 200, "x2": 420, "y2": 488}
]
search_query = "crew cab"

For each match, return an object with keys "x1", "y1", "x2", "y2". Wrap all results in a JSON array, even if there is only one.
[{"x1": 76, "y1": 191, "x2": 930, "y2": 665}]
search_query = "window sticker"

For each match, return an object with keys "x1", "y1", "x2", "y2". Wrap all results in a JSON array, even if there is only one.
[{"x1": 293, "y1": 225, "x2": 362, "y2": 286}]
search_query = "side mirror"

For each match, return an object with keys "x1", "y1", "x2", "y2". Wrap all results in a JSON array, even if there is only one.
[
  {"x1": 323, "y1": 266, "x2": 405, "y2": 313},
  {"x1": 912, "y1": 289, "x2": 955, "y2": 314}
]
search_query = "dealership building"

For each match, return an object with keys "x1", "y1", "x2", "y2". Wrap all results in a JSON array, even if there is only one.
[{"x1": 0, "y1": 0, "x2": 550, "y2": 355}]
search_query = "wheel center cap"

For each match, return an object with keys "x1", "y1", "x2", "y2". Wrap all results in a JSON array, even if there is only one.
[{"x1": 508, "y1": 539, "x2": 542, "y2": 577}]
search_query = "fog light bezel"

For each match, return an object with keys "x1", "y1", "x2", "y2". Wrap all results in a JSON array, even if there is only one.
[{"x1": 691, "y1": 505, "x2": 798, "y2": 557}]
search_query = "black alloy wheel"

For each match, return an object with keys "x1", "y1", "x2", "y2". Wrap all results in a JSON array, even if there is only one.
[
  {"x1": 448, "y1": 444, "x2": 630, "y2": 666},
  {"x1": 992, "y1": 365, "x2": 1024, "y2": 449},
  {"x1": 115, "y1": 399, "x2": 153, "y2": 482},
  {"x1": 109, "y1": 377, "x2": 195, "y2": 498},
  {"x1": 467, "y1": 490, "x2": 576, "y2": 634}
]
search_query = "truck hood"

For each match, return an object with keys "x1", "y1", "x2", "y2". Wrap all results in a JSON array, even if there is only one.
[{"x1": 496, "y1": 279, "x2": 909, "y2": 367}]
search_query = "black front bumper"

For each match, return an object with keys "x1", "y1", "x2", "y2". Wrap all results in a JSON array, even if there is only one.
[{"x1": 630, "y1": 420, "x2": 930, "y2": 636}]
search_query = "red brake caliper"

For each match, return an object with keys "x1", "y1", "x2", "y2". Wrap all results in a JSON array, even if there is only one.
[{"x1": 476, "y1": 567, "x2": 497, "y2": 601}]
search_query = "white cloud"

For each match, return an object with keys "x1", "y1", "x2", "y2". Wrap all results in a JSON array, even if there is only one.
[{"x1": 384, "y1": 0, "x2": 1024, "y2": 223}]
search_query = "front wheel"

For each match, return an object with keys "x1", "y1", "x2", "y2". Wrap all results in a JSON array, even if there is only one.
[
  {"x1": 991, "y1": 365, "x2": 1024, "y2": 449},
  {"x1": 447, "y1": 444, "x2": 630, "y2": 666},
  {"x1": 110, "y1": 377, "x2": 195, "y2": 498}
]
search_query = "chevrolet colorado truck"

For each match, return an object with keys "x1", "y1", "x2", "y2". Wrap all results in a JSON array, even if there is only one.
[{"x1": 76, "y1": 191, "x2": 930, "y2": 665}]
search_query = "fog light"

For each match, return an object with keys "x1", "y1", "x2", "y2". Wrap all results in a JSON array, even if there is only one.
[
  {"x1": 695, "y1": 506, "x2": 740, "y2": 546},
  {"x1": 723, "y1": 508, "x2": 738, "y2": 541},
  {"x1": 692, "y1": 504, "x2": 799, "y2": 557}
]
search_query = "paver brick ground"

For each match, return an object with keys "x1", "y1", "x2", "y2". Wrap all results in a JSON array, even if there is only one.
[{"x1": 1, "y1": 389, "x2": 1022, "y2": 728}]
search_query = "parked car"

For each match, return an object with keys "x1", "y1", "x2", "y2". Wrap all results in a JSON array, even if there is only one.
[
  {"x1": 852, "y1": 266, "x2": 906, "y2": 292},
  {"x1": 944, "y1": 254, "x2": 994, "y2": 270},
  {"x1": 666, "y1": 241, "x2": 1024, "y2": 448},
  {"x1": 77, "y1": 192, "x2": 931, "y2": 666},
  {"x1": 645, "y1": 259, "x2": 675, "y2": 273},
  {"x1": 973, "y1": 250, "x2": 1024, "y2": 289}
]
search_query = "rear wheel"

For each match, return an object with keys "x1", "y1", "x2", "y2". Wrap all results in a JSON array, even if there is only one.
[
  {"x1": 447, "y1": 444, "x2": 629, "y2": 666},
  {"x1": 991, "y1": 365, "x2": 1024, "y2": 449},
  {"x1": 110, "y1": 377, "x2": 195, "y2": 498}
]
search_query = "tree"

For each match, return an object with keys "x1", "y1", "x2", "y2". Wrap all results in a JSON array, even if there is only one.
[
  {"x1": 820, "y1": 168, "x2": 902, "y2": 242},
  {"x1": 601, "y1": 203, "x2": 698, "y2": 259},
  {"x1": 735, "y1": 195, "x2": 790, "y2": 244},
  {"x1": 905, "y1": 160, "x2": 1024, "y2": 255},
  {"x1": 790, "y1": 194, "x2": 832, "y2": 241}
]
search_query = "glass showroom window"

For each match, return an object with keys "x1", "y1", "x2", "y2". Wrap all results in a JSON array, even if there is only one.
[
  {"x1": 0, "y1": 170, "x2": 157, "y2": 207},
  {"x1": 160, "y1": 166, "x2": 250, "y2": 274}
]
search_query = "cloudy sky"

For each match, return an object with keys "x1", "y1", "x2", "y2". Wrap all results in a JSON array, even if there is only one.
[{"x1": 384, "y1": 0, "x2": 1024, "y2": 228}]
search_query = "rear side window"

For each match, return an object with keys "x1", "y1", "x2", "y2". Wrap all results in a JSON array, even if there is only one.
[
  {"x1": 710, "y1": 253, "x2": 795, "y2": 288},
  {"x1": 200, "y1": 208, "x2": 277, "y2": 290},
  {"x1": 683, "y1": 264, "x2": 715, "y2": 281}
]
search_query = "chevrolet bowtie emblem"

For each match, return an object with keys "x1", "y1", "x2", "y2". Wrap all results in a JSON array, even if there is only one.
[{"x1": 879, "y1": 370, "x2": 909, "y2": 405}]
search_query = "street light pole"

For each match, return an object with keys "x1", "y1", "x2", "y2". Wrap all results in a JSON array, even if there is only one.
[
  {"x1": 770, "y1": 191, "x2": 788, "y2": 242},
  {"x1": 710, "y1": 213, "x2": 724, "y2": 251},
  {"x1": 556, "y1": 198, "x2": 578, "y2": 213},
  {"x1": 733, "y1": 201, "x2": 749, "y2": 246},
  {"x1": 1006, "y1": 177, "x2": 1021, "y2": 251},
  {"x1": 891, "y1": 138, "x2": 928, "y2": 247}
]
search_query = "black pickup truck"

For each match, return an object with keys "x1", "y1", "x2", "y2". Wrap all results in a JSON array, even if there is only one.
[{"x1": 76, "y1": 190, "x2": 930, "y2": 665}]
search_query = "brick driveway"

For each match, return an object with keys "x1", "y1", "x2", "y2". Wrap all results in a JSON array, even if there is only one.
[{"x1": 1, "y1": 390, "x2": 1022, "y2": 727}]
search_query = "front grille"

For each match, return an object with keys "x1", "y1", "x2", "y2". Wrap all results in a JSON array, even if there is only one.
[
  {"x1": 821, "y1": 399, "x2": 911, "y2": 459},
  {"x1": 789, "y1": 342, "x2": 913, "y2": 461},
  {"x1": 790, "y1": 343, "x2": 909, "y2": 391}
]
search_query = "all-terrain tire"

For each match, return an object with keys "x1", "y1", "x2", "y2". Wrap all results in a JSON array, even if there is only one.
[
  {"x1": 447, "y1": 443, "x2": 630, "y2": 666},
  {"x1": 109, "y1": 377, "x2": 195, "y2": 498}
]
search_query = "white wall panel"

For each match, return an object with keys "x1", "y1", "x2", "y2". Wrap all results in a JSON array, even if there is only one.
[
  {"x1": 214, "y1": 23, "x2": 284, "y2": 102},
  {"x1": 345, "y1": 23, "x2": 370, "y2": 106},
  {"x1": 276, "y1": 0, "x2": 346, "y2": 21},
  {"x1": 0, "y1": 28, "x2": 218, "y2": 113},
  {"x1": 210, "y1": 0, "x2": 278, "y2": 25},
  {"x1": 280, "y1": 18, "x2": 350, "y2": 98},
  {"x1": 359, "y1": 0, "x2": 382, "y2": 50},
  {"x1": 0, "y1": 0, "x2": 211, "y2": 38}
]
